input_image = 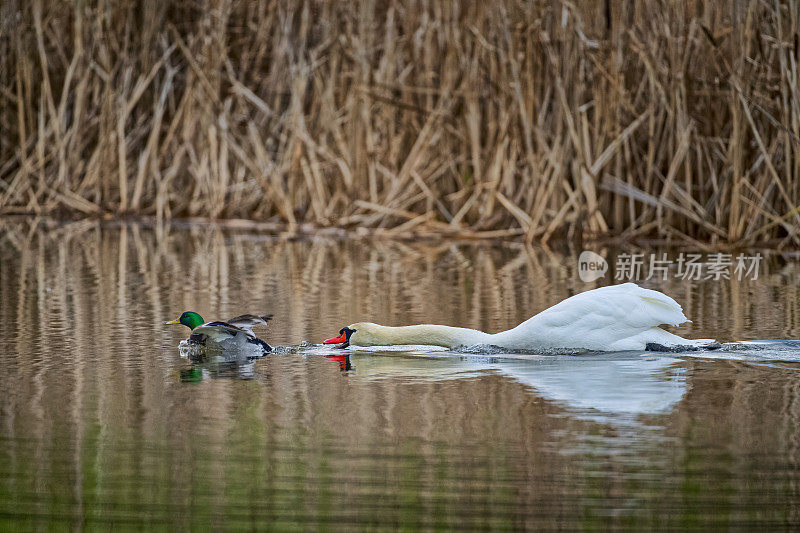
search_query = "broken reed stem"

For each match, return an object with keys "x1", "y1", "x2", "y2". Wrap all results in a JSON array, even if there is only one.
[{"x1": 1, "y1": 0, "x2": 799, "y2": 246}]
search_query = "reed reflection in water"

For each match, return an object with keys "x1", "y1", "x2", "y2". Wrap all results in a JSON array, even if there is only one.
[{"x1": 1, "y1": 220, "x2": 800, "y2": 529}]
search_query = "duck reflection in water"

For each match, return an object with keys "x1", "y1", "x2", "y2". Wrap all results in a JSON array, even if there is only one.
[
  {"x1": 179, "y1": 361, "x2": 256, "y2": 382},
  {"x1": 178, "y1": 344, "x2": 260, "y2": 381}
]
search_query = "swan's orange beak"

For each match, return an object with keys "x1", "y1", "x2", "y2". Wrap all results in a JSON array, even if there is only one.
[{"x1": 324, "y1": 332, "x2": 348, "y2": 344}]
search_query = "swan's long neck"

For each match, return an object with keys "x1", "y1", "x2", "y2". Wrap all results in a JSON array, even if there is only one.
[{"x1": 355, "y1": 324, "x2": 492, "y2": 349}]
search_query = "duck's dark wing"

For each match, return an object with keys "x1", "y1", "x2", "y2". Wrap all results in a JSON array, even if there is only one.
[
  {"x1": 201, "y1": 321, "x2": 244, "y2": 335},
  {"x1": 188, "y1": 315, "x2": 271, "y2": 346},
  {"x1": 190, "y1": 322, "x2": 245, "y2": 342},
  {"x1": 224, "y1": 314, "x2": 273, "y2": 335}
]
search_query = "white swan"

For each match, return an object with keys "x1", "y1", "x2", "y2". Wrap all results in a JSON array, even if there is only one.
[{"x1": 323, "y1": 283, "x2": 714, "y2": 352}]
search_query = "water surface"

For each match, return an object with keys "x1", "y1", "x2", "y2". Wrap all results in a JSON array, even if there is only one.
[{"x1": 1, "y1": 220, "x2": 800, "y2": 529}]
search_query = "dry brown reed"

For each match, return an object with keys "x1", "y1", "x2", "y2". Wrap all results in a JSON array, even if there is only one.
[{"x1": 1, "y1": 0, "x2": 800, "y2": 246}]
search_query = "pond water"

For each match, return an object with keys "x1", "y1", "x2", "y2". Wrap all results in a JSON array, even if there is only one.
[{"x1": 1, "y1": 220, "x2": 800, "y2": 529}]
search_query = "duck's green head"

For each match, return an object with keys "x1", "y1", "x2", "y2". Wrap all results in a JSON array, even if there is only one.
[{"x1": 165, "y1": 311, "x2": 204, "y2": 330}]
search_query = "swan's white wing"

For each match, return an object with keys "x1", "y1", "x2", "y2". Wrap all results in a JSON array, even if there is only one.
[
  {"x1": 494, "y1": 283, "x2": 709, "y2": 351},
  {"x1": 564, "y1": 283, "x2": 688, "y2": 328}
]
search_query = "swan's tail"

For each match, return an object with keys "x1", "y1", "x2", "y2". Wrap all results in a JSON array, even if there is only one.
[{"x1": 632, "y1": 286, "x2": 689, "y2": 326}]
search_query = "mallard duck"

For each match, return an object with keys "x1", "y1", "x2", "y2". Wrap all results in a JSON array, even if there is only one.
[{"x1": 166, "y1": 311, "x2": 273, "y2": 352}]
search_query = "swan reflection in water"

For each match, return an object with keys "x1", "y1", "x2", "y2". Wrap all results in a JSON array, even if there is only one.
[
  {"x1": 338, "y1": 348, "x2": 688, "y2": 423},
  {"x1": 335, "y1": 341, "x2": 800, "y2": 423},
  {"x1": 325, "y1": 354, "x2": 354, "y2": 372}
]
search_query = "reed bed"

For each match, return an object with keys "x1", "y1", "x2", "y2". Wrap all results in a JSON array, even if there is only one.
[{"x1": 1, "y1": 0, "x2": 799, "y2": 246}]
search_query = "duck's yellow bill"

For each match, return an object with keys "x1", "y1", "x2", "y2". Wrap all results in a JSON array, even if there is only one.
[{"x1": 165, "y1": 318, "x2": 181, "y2": 325}]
